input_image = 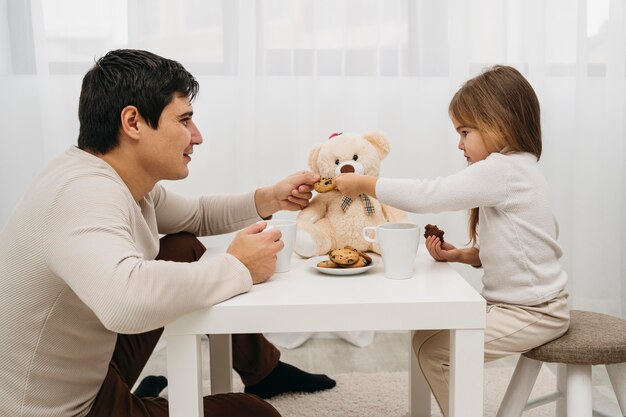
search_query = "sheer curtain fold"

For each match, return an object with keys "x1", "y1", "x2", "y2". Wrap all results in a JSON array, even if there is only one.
[
  {"x1": 0, "y1": 0, "x2": 624, "y2": 317},
  {"x1": 0, "y1": 0, "x2": 47, "y2": 227}
]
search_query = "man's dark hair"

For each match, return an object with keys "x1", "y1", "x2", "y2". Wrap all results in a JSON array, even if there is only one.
[{"x1": 77, "y1": 49, "x2": 199, "y2": 154}]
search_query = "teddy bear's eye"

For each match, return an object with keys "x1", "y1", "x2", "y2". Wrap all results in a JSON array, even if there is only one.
[
  {"x1": 335, "y1": 159, "x2": 340, "y2": 165},
  {"x1": 352, "y1": 154, "x2": 358, "y2": 161}
]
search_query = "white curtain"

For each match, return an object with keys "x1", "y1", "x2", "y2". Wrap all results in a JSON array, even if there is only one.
[{"x1": 1, "y1": 0, "x2": 625, "y2": 318}]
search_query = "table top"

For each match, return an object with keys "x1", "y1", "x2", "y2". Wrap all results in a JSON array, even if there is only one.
[{"x1": 165, "y1": 245, "x2": 486, "y2": 335}]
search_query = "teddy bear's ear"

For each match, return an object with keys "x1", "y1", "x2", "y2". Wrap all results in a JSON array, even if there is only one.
[
  {"x1": 363, "y1": 131, "x2": 390, "y2": 160},
  {"x1": 307, "y1": 143, "x2": 323, "y2": 173}
]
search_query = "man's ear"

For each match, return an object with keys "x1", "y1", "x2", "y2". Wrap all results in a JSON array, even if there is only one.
[{"x1": 120, "y1": 106, "x2": 142, "y2": 140}]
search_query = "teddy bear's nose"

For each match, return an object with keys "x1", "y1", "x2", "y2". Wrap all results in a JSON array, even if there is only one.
[{"x1": 340, "y1": 165, "x2": 355, "y2": 173}]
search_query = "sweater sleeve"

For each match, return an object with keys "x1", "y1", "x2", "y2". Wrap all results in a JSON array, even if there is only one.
[
  {"x1": 151, "y1": 184, "x2": 262, "y2": 236},
  {"x1": 375, "y1": 156, "x2": 509, "y2": 213},
  {"x1": 43, "y1": 177, "x2": 252, "y2": 334}
]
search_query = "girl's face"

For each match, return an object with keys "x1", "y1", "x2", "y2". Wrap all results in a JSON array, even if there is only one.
[{"x1": 451, "y1": 116, "x2": 490, "y2": 164}]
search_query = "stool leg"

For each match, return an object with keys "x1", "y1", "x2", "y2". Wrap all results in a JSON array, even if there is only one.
[
  {"x1": 566, "y1": 364, "x2": 592, "y2": 417},
  {"x1": 556, "y1": 363, "x2": 567, "y2": 417},
  {"x1": 496, "y1": 356, "x2": 543, "y2": 417},
  {"x1": 606, "y1": 362, "x2": 626, "y2": 416}
]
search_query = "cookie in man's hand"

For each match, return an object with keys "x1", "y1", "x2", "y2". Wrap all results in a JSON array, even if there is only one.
[{"x1": 313, "y1": 177, "x2": 336, "y2": 193}]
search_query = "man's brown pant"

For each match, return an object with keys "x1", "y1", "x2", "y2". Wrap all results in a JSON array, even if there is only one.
[{"x1": 86, "y1": 233, "x2": 282, "y2": 417}]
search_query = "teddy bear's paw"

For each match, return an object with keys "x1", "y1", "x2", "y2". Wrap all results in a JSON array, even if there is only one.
[{"x1": 294, "y1": 229, "x2": 318, "y2": 258}]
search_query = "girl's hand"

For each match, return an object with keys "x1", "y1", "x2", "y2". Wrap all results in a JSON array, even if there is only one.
[
  {"x1": 335, "y1": 174, "x2": 377, "y2": 199},
  {"x1": 424, "y1": 235, "x2": 461, "y2": 263}
]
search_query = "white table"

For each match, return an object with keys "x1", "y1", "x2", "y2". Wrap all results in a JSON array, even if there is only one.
[{"x1": 165, "y1": 246, "x2": 486, "y2": 417}]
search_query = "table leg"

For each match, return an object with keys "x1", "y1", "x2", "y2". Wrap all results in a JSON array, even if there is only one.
[
  {"x1": 449, "y1": 329, "x2": 484, "y2": 417},
  {"x1": 166, "y1": 334, "x2": 204, "y2": 417},
  {"x1": 209, "y1": 333, "x2": 233, "y2": 394},
  {"x1": 409, "y1": 330, "x2": 432, "y2": 417}
]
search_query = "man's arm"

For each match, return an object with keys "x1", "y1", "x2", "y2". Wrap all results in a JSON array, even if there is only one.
[
  {"x1": 153, "y1": 185, "x2": 262, "y2": 236},
  {"x1": 153, "y1": 171, "x2": 319, "y2": 236},
  {"x1": 44, "y1": 177, "x2": 253, "y2": 334}
]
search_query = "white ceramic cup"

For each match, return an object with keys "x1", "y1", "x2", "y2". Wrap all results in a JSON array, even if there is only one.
[
  {"x1": 263, "y1": 219, "x2": 297, "y2": 273},
  {"x1": 362, "y1": 222, "x2": 420, "y2": 279}
]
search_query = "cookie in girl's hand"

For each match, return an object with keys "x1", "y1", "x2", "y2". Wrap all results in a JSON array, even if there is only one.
[
  {"x1": 424, "y1": 224, "x2": 445, "y2": 244},
  {"x1": 313, "y1": 177, "x2": 336, "y2": 193}
]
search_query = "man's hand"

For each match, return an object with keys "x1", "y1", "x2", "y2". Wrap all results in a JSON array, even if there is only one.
[
  {"x1": 335, "y1": 174, "x2": 378, "y2": 199},
  {"x1": 227, "y1": 222, "x2": 283, "y2": 284},
  {"x1": 255, "y1": 171, "x2": 320, "y2": 218}
]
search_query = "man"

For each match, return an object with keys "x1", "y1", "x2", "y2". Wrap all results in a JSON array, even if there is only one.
[{"x1": 0, "y1": 49, "x2": 334, "y2": 417}]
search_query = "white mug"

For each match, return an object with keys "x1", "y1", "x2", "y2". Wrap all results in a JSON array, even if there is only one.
[
  {"x1": 362, "y1": 222, "x2": 420, "y2": 279},
  {"x1": 263, "y1": 219, "x2": 297, "y2": 273}
]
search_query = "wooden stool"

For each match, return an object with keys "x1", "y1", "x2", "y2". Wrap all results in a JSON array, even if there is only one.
[{"x1": 496, "y1": 310, "x2": 626, "y2": 417}]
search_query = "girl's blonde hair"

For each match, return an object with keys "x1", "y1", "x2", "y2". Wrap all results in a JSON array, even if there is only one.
[{"x1": 448, "y1": 65, "x2": 542, "y2": 244}]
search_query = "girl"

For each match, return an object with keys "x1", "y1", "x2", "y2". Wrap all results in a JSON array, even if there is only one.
[{"x1": 335, "y1": 65, "x2": 569, "y2": 417}]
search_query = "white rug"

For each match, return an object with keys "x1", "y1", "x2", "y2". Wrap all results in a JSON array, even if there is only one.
[{"x1": 188, "y1": 366, "x2": 557, "y2": 417}]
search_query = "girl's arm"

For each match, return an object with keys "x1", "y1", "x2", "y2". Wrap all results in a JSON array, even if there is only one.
[
  {"x1": 425, "y1": 236, "x2": 482, "y2": 267},
  {"x1": 377, "y1": 156, "x2": 508, "y2": 214}
]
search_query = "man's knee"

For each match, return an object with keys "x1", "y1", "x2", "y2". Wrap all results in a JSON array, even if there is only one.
[
  {"x1": 159, "y1": 232, "x2": 198, "y2": 246},
  {"x1": 157, "y1": 232, "x2": 206, "y2": 262}
]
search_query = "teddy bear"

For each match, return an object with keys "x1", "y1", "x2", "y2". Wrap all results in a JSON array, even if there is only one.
[
  {"x1": 264, "y1": 132, "x2": 409, "y2": 350},
  {"x1": 294, "y1": 131, "x2": 408, "y2": 258}
]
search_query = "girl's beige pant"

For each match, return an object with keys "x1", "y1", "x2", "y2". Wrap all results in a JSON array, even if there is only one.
[{"x1": 413, "y1": 290, "x2": 570, "y2": 417}]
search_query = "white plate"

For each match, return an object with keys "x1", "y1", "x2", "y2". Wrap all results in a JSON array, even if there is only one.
[{"x1": 309, "y1": 255, "x2": 377, "y2": 276}]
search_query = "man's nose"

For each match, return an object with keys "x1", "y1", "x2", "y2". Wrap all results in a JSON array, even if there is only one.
[{"x1": 190, "y1": 121, "x2": 203, "y2": 144}]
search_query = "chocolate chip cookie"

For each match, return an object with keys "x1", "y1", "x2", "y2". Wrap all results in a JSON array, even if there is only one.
[{"x1": 313, "y1": 177, "x2": 336, "y2": 193}]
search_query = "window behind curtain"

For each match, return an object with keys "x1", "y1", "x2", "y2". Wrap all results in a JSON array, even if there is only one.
[
  {"x1": 31, "y1": 0, "x2": 618, "y2": 78},
  {"x1": 41, "y1": 0, "x2": 237, "y2": 75},
  {"x1": 257, "y1": 0, "x2": 449, "y2": 76}
]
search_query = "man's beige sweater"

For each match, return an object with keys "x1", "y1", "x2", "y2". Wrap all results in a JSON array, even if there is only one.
[{"x1": 0, "y1": 146, "x2": 259, "y2": 417}]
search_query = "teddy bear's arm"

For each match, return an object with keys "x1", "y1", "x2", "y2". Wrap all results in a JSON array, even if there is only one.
[
  {"x1": 381, "y1": 203, "x2": 410, "y2": 223},
  {"x1": 297, "y1": 195, "x2": 328, "y2": 223}
]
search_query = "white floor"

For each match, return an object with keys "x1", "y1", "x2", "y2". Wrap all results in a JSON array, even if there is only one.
[{"x1": 138, "y1": 332, "x2": 623, "y2": 416}]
